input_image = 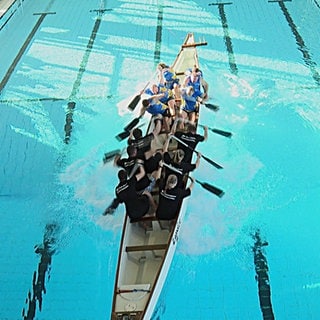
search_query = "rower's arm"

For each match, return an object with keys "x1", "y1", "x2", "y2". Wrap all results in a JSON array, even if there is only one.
[
  {"x1": 201, "y1": 78, "x2": 209, "y2": 96},
  {"x1": 170, "y1": 118, "x2": 179, "y2": 135},
  {"x1": 158, "y1": 69, "x2": 165, "y2": 85},
  {"x1": 182, "y1": 76, "x2": 189, "y2": 88},
  {"x1": 113, "y1": 154, "x2": 121, "y2": 166},
  {"x1": 188, "y1": 177, "x2": 195, "y2": 191},
  {"x1": 195, "y1": 152, "x2": 201, "y2": 169},
  {"x1": 150, "y1": 93, "x2": 165, "y2": 100},
  {"x1": 203, "y1": 126, "x2": 208, "y2": 141},
  {"x1": 139, "y1": 107, "x2": 146, "y2": 118},
  {"x1": 163, "y1": 134, "x2": 173, "y2": 153},
  {"x1": 128, "y1": 159, "x2": 146, "y2": 181}
]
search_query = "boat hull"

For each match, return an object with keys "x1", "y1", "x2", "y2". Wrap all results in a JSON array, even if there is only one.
[{"x1": 111, "y1": 33, "x2": 206, "y2": 320}]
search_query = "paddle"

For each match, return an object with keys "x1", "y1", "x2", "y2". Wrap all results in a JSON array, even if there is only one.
[
  {"x1": 199, "y1": 124, "x2": 232, "y2": 138},
  {"x1": 162, "y1": 163, "x2": 224, "y2": 197},
  {"x1": 203, "y1": 103, "x2": 220, "y2": 112},
  {"x1": 115, "y1": 120, "x2": 145, "y2": 142},
  {"x1": 128, "y1": 82, "x2": 150, "y2": 111},
  {"x1": 124, "y1": 116, "x2": 142, "y2": 132},
  {"x1": 193, "y1": 178, "x2": 225, "y2": 198},
  {"x1": 103, "y1": 149, "x2": 121, "y2": 164},
  {"x1": 172, "y1": 135, "x2": 223, "y2": 169},
  {"x1": 115, "y1": 131, "x2": 130, "y2": 141}
]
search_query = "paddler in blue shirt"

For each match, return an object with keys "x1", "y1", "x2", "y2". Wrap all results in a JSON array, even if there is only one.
[
  {"x1": 140, "y1": 90, "x2": 172, "y2": 132},
  {"x1": 183, "y1": 66, "x2": 209, "y2": 102},
  {"x1": 144, "y1": 83, "x2": 175, "y2": 116},
  {"x1": 180, "y1": 86, "x2": 199, "y2": 124},
  {"x1": 157, "y1": 62, "x2": 180, "y2": 90}
]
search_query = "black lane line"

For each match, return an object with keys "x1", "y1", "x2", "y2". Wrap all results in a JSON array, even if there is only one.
[
  {"x1": 69, "y1": 14, "x2": 102, "y2": 99},
  {"x1": 20, "y1": 10, "x2": 107, "y2": 319},
  {"x1": 314, "y1": 0, "x2": 320, "y2": 9},
  {"x1": 209, "y1": 2, "x2": 238, "y2": 75},
  {"x1": 64, "y1": 10, "x2": 105, "y2": 144},
  {"x1": 269, "y1": 0, "x2": 320, "y2": 86},
  {"x1": 22, "y1": 224, "x2": 58, "y2": 320},
  {"x1": 0, "y1": 12, "x2": 56, "y2": 94},
  {"x1": 253, "y1": 230, "x2": 275, "y2": 320},
  {"x1": 154, "y1": 5, "x2": 163, "y2": 65},
  {"x1": 0, "y1": 97, "x2": 64, "y2": 103},
  {"x1": 64, "y1": 101, "x2": 76, "y2": 144}
]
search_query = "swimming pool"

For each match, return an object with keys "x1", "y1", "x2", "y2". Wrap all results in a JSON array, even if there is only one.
[{"x1": 1, "y1": 0, "x2": 320, "y2": 319}]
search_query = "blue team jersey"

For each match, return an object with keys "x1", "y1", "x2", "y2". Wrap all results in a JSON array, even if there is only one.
[
  {"x1": 146, "y1": 100, "x2": 168, "y2": 115},
  {"x1": 181, "y1": 90, "x2": 197, "y2": 112},
  {"x1": 145, "y1": 84, "x2": 172, "y2": 103},
  {"x1": 162, "y1": 68, "x2": 179, "y2": 89},
  {"x1": 185, "y1": 75, "x2": 202, "y2": 98}
]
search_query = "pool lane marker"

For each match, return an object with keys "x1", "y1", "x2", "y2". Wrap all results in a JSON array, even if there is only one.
[
  {"x1": 64, "y1": 9, "x2": 106, "y2": 144},
  {"x1": 269, "y1": 0, "x2": 320, "y2": 86},
  {"x1": 19, "y1": 9, "x2": 106, "y2": 318},
  {"x1": 0, "y1": 12, "x2": 56, "y2": 95},
  {"x1": 209, "y1": 2, "x2": 238, "y2": 75},
  {"x1": 253, "y1": 230, "x2": 275, "y2": 320},
  {"x1": 22, "y1": 224, "x2": 58, "y2": 320},
  {"x1": 313, "y1": 0, "x2": 320, "y2": 9},
  {"x1": 154, "y1": 5, "x2": 163, "y2": 66}
]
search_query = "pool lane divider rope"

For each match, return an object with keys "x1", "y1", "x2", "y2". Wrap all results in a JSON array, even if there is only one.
[
  {"x1": 253, "y1": 230, "x2": 275, "y2": 320},
  {"x1": 269, "y1": 0, "x2": 320, "y2": 86},
  {"x1": 208, "y1": 2, "x2": 238, "y2": 75},
  {"x1": 0, "y1": 12, "x2": 56, "y2": 95}
]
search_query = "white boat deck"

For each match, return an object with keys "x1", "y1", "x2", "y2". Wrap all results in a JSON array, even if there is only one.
[{"x1": 0, "y1": 0, "x2": 16, "y2": 17}]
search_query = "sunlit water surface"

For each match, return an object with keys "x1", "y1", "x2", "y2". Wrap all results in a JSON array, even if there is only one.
[{"x1": 0, "y1": 0, "x2": 320, "y2": 319}]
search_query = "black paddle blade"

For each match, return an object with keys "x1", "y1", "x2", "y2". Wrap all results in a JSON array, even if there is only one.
[
  {"x1": 124, "y1": 117, "x2": 140, "y2": 131},
  {"x1": 103, "y1": 149, "x2": 121, "y2": 164},
  {"x1": 204, "y1": 103, "x2": 219, "y2": 112},
  {"x1": 195, "y1": 179, "x2": 225, "y2": 198},
  {"x1": 115, "y1": 131, "x2": 130, "y2": 141},
  {"x1": 201, "y1": 155, "x2": 223, "y2": 169},
  {"x1": 128, "y1": 94, "x2": 141, "y2": 111},
  {"x1": 211, "y1": 128, "x2": 232, "y2": 138}
]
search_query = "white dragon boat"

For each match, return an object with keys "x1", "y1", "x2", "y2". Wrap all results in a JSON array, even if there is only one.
[{"x1": 111, "y1": 33, "x2": 209, "y2": 320}]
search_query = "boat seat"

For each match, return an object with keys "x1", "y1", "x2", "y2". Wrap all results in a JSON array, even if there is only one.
[{"x1": 125, "y1": 243, "x2": 167, "y2": 252}]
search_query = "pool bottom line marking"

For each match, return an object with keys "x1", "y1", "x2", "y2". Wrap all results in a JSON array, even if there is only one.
[
  {"x1": 0, "y1": 12, "x2": 56, "y2": 94},
  {"x1": 154, "y1": 5, "x2": 163, "y2": 66},
  {"x1": 270, "y1": 0, "x2": 320, "y2": 86},
  {"x1": 22, "y1": 224, "x2": 58, "y2": 320},
  {"x1": 65, "y1": 8, "x2": 106, "y2": 144},
  {"x1": 209, "y1": 2, "x2": 238, "y2": 75},
  {"x1": 253, "y1": 230, "x2": 275, "y2": 320}
]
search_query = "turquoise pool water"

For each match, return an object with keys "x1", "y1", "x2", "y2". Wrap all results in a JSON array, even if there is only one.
[{"x1": 1, "y1": 0, "x2": 320, "y2": 319}]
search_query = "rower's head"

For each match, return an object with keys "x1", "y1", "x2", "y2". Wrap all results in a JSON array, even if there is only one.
[
  {"x1": 118, "y1": 169, "x2": 127, "y2": 182},
  {"x1": 187, "y1": 123, "x2": 196, "y2": 133},
  {"x1": 142, "y1": 99, "x2": 150, "y2": 108},
  {"x1": 173, "y1": 149, "x2": 185, "y2": 163},
  {"x1": 192, "y1": 66, "x2": 201, "y2": 76},
  {"x1": 151, "y1": 84, "x2": 159, "y2": 94},
  {"x1": 127, "y1": 145, "x2": 137, "y2": 157},
  {"x1": 158, "y1": 62, "x2": 168, "y2": 70},
  {"x1": 166, "y1": 174, "x2": 178, "y2": 189},
  {"x1": 132, "y1": 128, "x2": 143, "y2": 139}
]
